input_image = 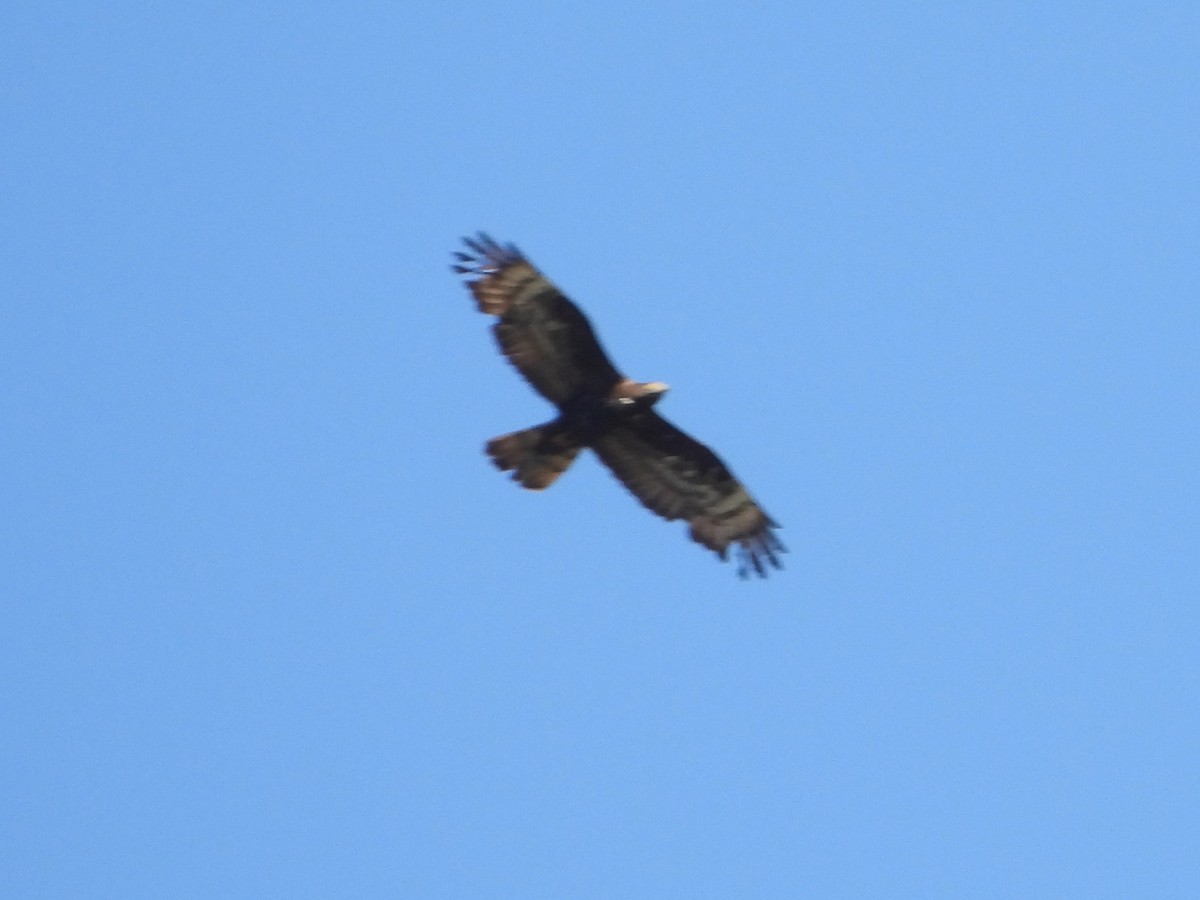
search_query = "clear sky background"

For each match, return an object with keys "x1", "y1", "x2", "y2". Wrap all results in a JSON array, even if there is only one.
[{"x1": 3, "y1": 3, "x2": 1197, "y2": 897}]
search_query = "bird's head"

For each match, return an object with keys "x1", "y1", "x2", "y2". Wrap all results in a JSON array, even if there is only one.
[
  {"x1": 638, "y1": 381, "x2": 670, "y2": 406},
  {"x1": 608, "y1": 378, "x2": 670, "y2": 411}
]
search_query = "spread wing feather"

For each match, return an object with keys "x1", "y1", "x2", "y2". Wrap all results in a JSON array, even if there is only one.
[
  {"x1": 592, "y1": 412, "x2": 785, "y2": 578},
  {"x1": 453, "y1": 234, "x2": 621, "y2": 404}
]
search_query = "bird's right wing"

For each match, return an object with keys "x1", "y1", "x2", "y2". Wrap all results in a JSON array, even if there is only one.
[{"x1": 453, "y1": 234, "x2": 622, "y2": 405}]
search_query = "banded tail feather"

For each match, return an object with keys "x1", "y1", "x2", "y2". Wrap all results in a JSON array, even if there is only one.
[{"x1": 486, "y1": 421, "x2": 582, "y2": 490}]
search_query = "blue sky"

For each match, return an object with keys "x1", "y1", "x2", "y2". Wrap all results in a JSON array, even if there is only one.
[{"x1": 3, "y1": 2, "x2": 1197, "y2": 896}]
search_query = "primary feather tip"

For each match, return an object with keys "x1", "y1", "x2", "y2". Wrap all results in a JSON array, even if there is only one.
[
  {"x1": 450, "y1": 232, "x2": 524, "y2": 279},
  {"x1": 735, "y1": 527, "x2": 787, "y2": 579}
]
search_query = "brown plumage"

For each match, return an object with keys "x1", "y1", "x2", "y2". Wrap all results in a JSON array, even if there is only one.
[{"x1": 452, "y1": 233, "x2": 785, "y2": 577}]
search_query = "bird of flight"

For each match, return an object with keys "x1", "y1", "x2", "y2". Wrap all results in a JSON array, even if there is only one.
[{"x1": 452, "y1": 234, "x2": 785, "y2": 578}]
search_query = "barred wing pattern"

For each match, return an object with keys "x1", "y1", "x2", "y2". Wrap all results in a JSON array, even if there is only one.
[
  {"x1": 592, "y1": 412, "x2": 785, "y2": 578},
  {"x1": 453, "y1": 235, "x2": 621, "y2": 404}
]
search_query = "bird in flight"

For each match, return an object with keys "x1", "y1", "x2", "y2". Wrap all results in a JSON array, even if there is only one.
[{"x1": 452, "y1": 233, "x2": 784, "y2": 577}]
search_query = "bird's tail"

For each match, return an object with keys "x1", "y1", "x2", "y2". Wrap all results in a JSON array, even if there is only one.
[{"x1": 486, "y1": 420, "x2": 582, "y2": 490}]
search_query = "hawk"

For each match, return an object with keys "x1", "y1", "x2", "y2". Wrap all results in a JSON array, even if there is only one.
[{"x1": 453, "y1": 234, "x2": 785, "y2": 577}]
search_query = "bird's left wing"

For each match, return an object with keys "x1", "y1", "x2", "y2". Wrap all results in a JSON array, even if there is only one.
[{"x1": 591, "y1": 412, "x2": 785, "y2": 577}]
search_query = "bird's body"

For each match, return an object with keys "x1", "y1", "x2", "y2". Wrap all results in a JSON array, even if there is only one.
[{"x1": 453, "y1": 234, "x2": 784, "y2": 577}]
